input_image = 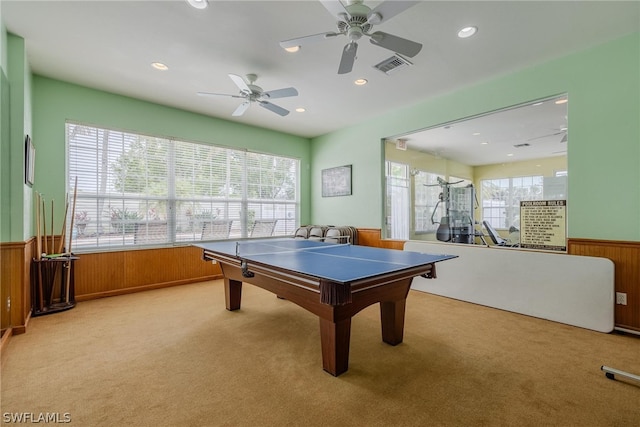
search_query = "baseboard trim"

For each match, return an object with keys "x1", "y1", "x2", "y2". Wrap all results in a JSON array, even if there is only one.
[
  {"x1": 614, "y1": 326, "x2": 640, "y2": 336},
  {"x1": 0, "y1": 327, "x2": 13, "y2": 365}
]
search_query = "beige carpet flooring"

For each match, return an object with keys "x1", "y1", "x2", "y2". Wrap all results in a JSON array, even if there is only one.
[{"x1": 1, "y1": 280, "x2": 639, "y2": 426}]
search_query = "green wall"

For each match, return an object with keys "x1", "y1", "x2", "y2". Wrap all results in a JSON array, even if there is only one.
[
  {"x1": 4, "y1": 31, "x2": 640, "y2": 243},
  {"x1": 0, "y1": 10, "x2": 8, "y2": 240},
  {"x1": 1, "y1": 4, "x2": 7, "y2": 69},
  {"x1": 0, "y1": 70, "x2": 9, "y2": 241},
  {"x1": 311, "y1": 32, "x2": 640, "y2": 242},
  {"x1": 1, "y1": 33, "x2": 32, "y2": 242},
  {"x1": 31, "y1": 76, "x2": 312, "y2": 234}
]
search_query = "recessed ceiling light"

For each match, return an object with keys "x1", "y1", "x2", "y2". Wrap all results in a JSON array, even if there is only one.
[
  {"x1": 151, "y1": 62, "x2": 169, "y2": 71},
  {"x1": 472, "y1": 132, "x2": 481, "y2": 136},
  {"x1": 555, "y1": 98, "x2": 568, "y2": 104},
  {"x1": 295, "y1": 107, "x2": 306, "y2": 113},
  {"x1": 354, "y1": 79, "x2": 368, "y2": 86},
  {"x1": 187, "y1": 0, "x2": 208, "y2": 10},
  {"x1": 481, "y1": 141, "x2": 489, "y2": 145},
  {"x1": 284, "y1": 46, "x2": 300, "y2": 53},
  {"x1": 507, "y1": 153, "x2": 514, "y2": 157},
  {"x1": 458, "y1": 26, "x2": 478, "y2": 38},
  {"x1": 532, "y1": 101, "x2": 544, "y2": 106}
]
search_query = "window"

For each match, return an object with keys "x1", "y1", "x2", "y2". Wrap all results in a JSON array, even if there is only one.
[
  {"x1": 481, "y1": 176, "x2": 543, "y2": 229},
  {"x1": 66, "y1": 122, "x2": 299, "y2": 251},
  {"x1": 385, "y1": 161, "x2": 409, "y2": 239},
  {"x1": 413, "y1": 171, "x2": 445, "y2": 233}
]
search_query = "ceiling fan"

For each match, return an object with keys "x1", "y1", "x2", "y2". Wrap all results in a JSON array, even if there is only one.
[
  {"x1": 528, "y1": 128, "x2": 568, "y2": 143},
  {"x1": 280, "y1": 0, "x2": 422, "y2": 74},
  {"x1": 198, "y1": 74, "x2": 298, "y2": 117}
]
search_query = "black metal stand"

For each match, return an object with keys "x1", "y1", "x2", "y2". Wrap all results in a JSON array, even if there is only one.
[{"x1": 31, "y1": 255, "x2": 78, "y2": 317}]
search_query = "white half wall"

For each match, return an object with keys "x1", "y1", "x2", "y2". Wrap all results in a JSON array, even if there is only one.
[{"x1": 405, "y1": 241, "x2": 615, "y2": 333}]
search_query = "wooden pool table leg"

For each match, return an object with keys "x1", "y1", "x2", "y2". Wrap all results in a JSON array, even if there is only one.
[
  {"x1": 319, "y1": 317, "x2": 351, "y2": 376},
  {"x1": 224, "y1": 277, "x2": 242, "y2": 311},
  {"x1": 380, "y1": 298, "x2": 407, "y2": 345}
]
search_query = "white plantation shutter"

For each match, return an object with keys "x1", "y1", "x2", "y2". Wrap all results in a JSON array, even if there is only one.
[
  {"x1": 413, "y1": 171, "x2": 445, "y2": 233},
  {"x1": 385, "y1": 161, "x2": 409, "y2": 240},
  {"x1": 66, "y1": 122, "x2": 299, "y2": 251}
]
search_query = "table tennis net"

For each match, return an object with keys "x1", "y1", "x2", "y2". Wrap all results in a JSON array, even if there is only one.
[{"x1": 234, "y1": 239, "x2": 349, "y2": 258}]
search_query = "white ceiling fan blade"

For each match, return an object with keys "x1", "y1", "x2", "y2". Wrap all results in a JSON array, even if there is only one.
[
  {"x1": 280, "y1": 32, "x2": 339, "y2": 49},
  {"x1": 338, "y1": 42, "x2": 358, "y2": 75},
  {"x1": 197, "y1": 92, "x2": 245, "y2": 99},
  {"x1": 232, "y1": 101, "x2": 250, "y2": 117},
  {"x1": 258, "y1": 101, "x2": 289, "y2": 117},
  {"x1": 368, "y1": 31, "x2": 422, "y2": 57},
  {"x1": 527, "y1": 131, "x2": 564, "y2": 142},
  {"x1": 228, "y1": 74, "x2": 251, "y2": 94},
  {"x1": 261, "y1": 87, "x2": 298, "y2": 100},
  {"x1": 368, "y1": 1, "x2": 420, "y2": 25},
  {"x1": 319, "y1": 0, "x2": 349, "y2": 20}
]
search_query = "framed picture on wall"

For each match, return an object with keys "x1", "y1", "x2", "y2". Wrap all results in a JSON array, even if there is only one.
[
  {"x1": 25, "y1": 135, "x2": 35, "y2": 186},
  {"x1": 321, "y1": 165, "x2": 352, "y2": 197}
]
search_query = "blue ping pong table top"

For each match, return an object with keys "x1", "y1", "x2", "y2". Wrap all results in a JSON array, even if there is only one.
[{"x1": 196, "y1": 238, "x2": 456, "y2": 284}]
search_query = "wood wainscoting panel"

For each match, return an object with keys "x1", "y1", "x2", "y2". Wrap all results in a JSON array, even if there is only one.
[
  {"x1": 356, "y1": 228, "x2": 405, "y2": 250},
  {"x1": 123, "y1": 246, "x2": 218, "y2": 288},
  {"x1": 74, "y1": 246, "x2": 220, "y2": 301},
  {"x1": 568, "y1": 238, "x2": 640, "y2": 332},
  {"x1": 0, "y1": 239, "x2": 34, "y2": 335},
  {"x1": 75, "y1": 251, "x2": 126, "y2": 298}
]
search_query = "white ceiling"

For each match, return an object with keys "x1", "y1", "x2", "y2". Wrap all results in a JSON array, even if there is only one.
[{"x1": 3, "y1": 0, "x2": 639, "y2": 165}]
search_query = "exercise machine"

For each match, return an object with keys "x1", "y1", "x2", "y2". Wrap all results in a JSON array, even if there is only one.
[
  {"x1": 483, "y1": 220, "x2": 519, "y2": 247},
  {"x1": 429, "y1": 178, "x2": 485, "y2": 244}
]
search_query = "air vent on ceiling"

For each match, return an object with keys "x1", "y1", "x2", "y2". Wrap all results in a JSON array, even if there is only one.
[
  {"x1": 373, "y1": 54, "x2": 413, "y2": 75},
  {"x1": 513, "y1": 143, "x2": 531, "y2": 148}
]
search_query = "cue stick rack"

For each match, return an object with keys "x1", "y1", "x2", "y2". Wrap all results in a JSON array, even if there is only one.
[
  {"x1": 31, "y1": 188, "x2": 79, "y2": 317},
  {"x1": 31, "y1": 255, "x2": 78, "y2": 316}
]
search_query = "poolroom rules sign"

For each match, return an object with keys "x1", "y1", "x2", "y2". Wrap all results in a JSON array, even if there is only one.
[{"x1": 520, "y1": 200, "x2": 567, "y2": 251}]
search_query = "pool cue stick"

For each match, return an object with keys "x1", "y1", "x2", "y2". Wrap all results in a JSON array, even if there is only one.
[
  {"x1": 35, "y1": 192, "x2": 44, "y2": 311},
  {"x1": 35, "y1": 192, "x2": 41, "y2": 256},
  {"x1": 58, "y1": 197, "x2": 69, "y2": 254},
  {"x1": 42, "y1": 197, "x2": 48, "y2": 255},
  {"x1": 50, "y1": 199, "x2": 54, "y2": 256},
  {"x1": 54, "y1": 197, "x2": 70, "y2": 304},
  {"x1": 42, "y1": 196, "x2": 53, "y2": 305},
  {"x1": 65, "y1": 177, "x2": 78, "y2": 303},
  {"x1": 48, "y1": 198, "x2": 56, "y2": 306}
]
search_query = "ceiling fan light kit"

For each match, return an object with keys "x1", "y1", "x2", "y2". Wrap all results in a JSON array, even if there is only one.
[{"x1": 280, "y1": 0, "x2": 423, "y2": 74}]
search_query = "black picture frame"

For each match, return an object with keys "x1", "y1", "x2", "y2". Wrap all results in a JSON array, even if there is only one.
[
  {"x1": 25, "y1": 135, "x2": 35, "y2": 186},
  {"x1": 321, "y1": 165, "x2": 352, "y2": 197}
]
